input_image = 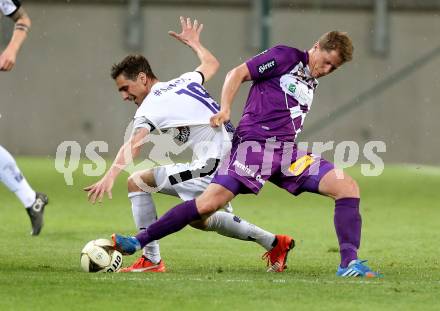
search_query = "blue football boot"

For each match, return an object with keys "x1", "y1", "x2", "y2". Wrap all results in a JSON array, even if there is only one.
[
  {"x1": 112, "y1": 234, "x2": 141, "y2": 255},
  {"x1": 336, "y1": 259, "x2": 383, "y2": 278}
]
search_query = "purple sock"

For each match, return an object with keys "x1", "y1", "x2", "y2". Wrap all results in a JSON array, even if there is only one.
[
  {"x1": 334, "y1": 198, "x2": 362, "y2": 268},
  {"x1": 135, "y1": 199, "x2": 201, "y2": 248}
]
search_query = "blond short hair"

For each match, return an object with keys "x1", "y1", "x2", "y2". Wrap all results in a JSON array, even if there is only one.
[{"x1": 318, "y1": 31, "x2": 354, "y2": 63}]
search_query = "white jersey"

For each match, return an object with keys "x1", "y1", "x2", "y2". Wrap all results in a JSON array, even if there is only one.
[
  {"x1": 133, "y1": 71, "x2": 232, "y2": 164},
  {"x1": 0, "y1": 0, "x2": 20, "y2": 16}
]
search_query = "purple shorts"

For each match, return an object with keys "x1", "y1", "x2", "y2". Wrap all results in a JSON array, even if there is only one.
[{"x1": 212, "y1": 135, "x2": 334, "y2": 196}]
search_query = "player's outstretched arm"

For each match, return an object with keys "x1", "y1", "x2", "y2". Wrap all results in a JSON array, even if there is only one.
[
  {"x1": 83, "y1": 128, "x2": 149, "y2": 204},
  {"x1": 168, "y1": 16, "x2": 219, "y2": 82},
  {"x1": 210, "y1": 63, "x2": 251, "y2": 127},
  {"x1": 0, "y1": 7, "x2": 31, "y2": 71}
]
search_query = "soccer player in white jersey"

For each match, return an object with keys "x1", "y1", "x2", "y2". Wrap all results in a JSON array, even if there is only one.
[
  {"x1": 1, "y1": 0, "x2": 48, "y2": 235},
  {"x1": 84, "y1": 17, "x2": 294, "y2": 273},
  {"x1": 0, "y1": 0, "x2": 31, "y2": 71}
]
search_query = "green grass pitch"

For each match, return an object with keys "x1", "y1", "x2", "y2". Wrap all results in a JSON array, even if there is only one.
[{"x1": 0, "y1": 158, "x2": 439, "y2": 310}]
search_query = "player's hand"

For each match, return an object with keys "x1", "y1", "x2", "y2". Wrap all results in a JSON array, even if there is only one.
[
  {"x1": 210, "y1": 109, "x2": 230, "y2": 128},
  {"x1": 0, "y1": 48, "x2": 17, "y2": 71},
  {"x1": 83, "y1": 176, "x2": 114, "y2": 204},
  {"x1": 168, "y1": 16, "x2": 203, "y2": 48}
]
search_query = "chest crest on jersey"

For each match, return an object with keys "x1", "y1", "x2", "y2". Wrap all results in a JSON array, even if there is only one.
[{"x1": 280, "y1": 62, "x2": 317, "y2": 108}]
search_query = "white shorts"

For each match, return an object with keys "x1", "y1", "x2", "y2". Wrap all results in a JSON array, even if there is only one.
[{"x1": 152, "y1": 160, "x2": 233, "y2": 212}]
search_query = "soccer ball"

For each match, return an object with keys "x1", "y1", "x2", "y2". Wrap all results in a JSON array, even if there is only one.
[{"x1": 80, "y1": 239, "x2": 123, "y2": 273}]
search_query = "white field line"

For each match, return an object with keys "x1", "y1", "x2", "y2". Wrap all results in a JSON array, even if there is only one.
[
  {"x1": 90, "y1": 276, "x2": 384, "y2": 285},
  {"x1": 13, "y1": 274, "x2": 439, "y2": 285}
]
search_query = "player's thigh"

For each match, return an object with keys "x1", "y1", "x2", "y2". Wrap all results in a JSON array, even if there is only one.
[
  {"x1": 318, "y1": 168, "x2": 360, "y2": 200},
  {"x1": 271, "y1": 157, "x2": 360, "y2": 200},
  {"x1": 154, "y1": 163, "x2": 234, "y2": 226},
  {"x1": 151, "y1": 165, "x2": 182, "y2": 197},
  {"x1": 270, "y1": 155, "x2": 334, "y2": 197},
  {"x1": 154, "y1": 161, "x2": 225, "y2": 199}
]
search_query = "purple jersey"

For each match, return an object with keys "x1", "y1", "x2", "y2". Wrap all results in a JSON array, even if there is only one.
[{"x1": 236, "y1": 45, "x2": 318, "y2": 142}]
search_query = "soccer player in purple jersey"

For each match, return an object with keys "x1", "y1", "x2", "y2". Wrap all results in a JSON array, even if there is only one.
[
  {"x1": 113, "y1": 31, "x2": 381, "y2": 277},
  {"x1": 86, "y1": 17, "x2": 294, "y2": 273}
]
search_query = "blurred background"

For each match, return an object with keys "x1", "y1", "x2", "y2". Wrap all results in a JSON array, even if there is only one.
[{"x1": 1, "y1": 0, "x2": 439, "y2": 164}]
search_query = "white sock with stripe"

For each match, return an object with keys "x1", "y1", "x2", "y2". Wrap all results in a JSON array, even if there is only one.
[
  {"x1": 205, "y1": 211, "x2": 275, "y2": 251},
  {"x1": 129, "y1": 192, "x2": 161, "y2": 264}
]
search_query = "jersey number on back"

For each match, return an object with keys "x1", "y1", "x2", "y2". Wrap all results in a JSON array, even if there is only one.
[{"x1": 175, "y1": 82, "x2": 220, "y2": 114}]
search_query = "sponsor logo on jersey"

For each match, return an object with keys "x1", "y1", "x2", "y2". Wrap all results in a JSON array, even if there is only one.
[
  {"x1": 288, "y1": 83, "x2": 296, "y2": 93},
  {"x1": 152, "y1": 78, "x2": 188, "y2": 96},
  {"x1": 258, "y1": 59, "x2": 276, "y2": 74},
  {"x1": 280, "y1": 71, "x2": 314, "y2": 107},
  {"x1": 232, "y1": 160, "x2": 265, "y2": 185},
  {"x1": 288, "y1": 155, "x2": 315, "y2": 176},
  {"x1": 233, "y1": 160, "x2": 255, "y2": 177}
]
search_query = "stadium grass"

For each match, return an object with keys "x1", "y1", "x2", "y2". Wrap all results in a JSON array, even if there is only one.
[{"x1": 0, "y1": 158, "x2": 439, "y2": 311}]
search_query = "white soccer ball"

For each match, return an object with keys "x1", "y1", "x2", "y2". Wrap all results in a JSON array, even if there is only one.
[{"x1": 80, "y1": 239, "x2": 123, "y2": 273}]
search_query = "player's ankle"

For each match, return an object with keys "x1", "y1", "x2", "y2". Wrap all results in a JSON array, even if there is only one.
[{"x1": 340, "y1": 252, "x2": 357, "y2": 268}]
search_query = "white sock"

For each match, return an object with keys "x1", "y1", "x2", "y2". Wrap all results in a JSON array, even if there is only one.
[
  {"x1": 206, "y1": 211, "x2": 276, "y2": 251},
  {"x1": 128, "y1": 192, "x2": 161, "y2": 264},
  {"x1": 0, "y1": 145, "x2": 36, "y2": 208}
]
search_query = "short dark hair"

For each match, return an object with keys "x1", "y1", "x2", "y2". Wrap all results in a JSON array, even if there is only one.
[
  {"x1": 111, "y1": 54, "x2": 157, "y2": 80},
  {"x1": 318, "y1": 31, "x2": 354, "y2": 63}
]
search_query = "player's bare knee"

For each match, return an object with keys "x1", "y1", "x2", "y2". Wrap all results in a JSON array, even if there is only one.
[
  {"x1": 335, "y1": 175, "x2": 360, "y2": 200},
  {"x1": 189, "y1": 219, "x2": 209, "y2": 230},
  {"x1": 195, "y1": 194, "x2": 225, "y2": 217},
  {"x1": 127, "y1": 174, "x2": 142, "y2": 192},
  {"x1": 127, "y1": 170, "x2": 156, "y2": 193},
  {"x1": 196, "y1": 199, "x2": 221, "y2": 217},
  {"x1": 195, "y1": 184, "x2": 235, "y2": 217}
]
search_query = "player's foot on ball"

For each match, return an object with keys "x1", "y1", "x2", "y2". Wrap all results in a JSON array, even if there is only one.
[
  {"x1": 119, "y1": 256, "x2": 166, "y2": 273},
  {"x1": 336, "y1": 259, "x2": 383, "y2": 278},
  {"x1": 111, "y1": 234, "x2": 141, "y2": 255},
  {"x1": 26, "y1": 192, "x2": 48, "y2": 236},
  {"x1": 262, "y1": 234, "x2": 295, "y2": 272}
]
